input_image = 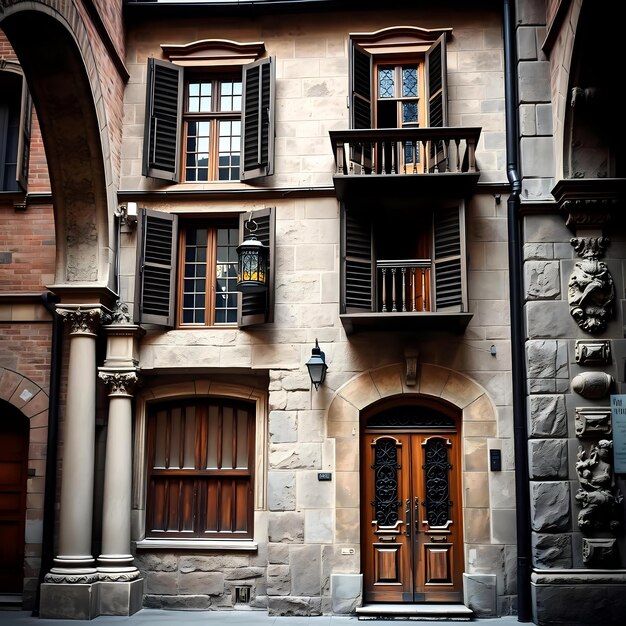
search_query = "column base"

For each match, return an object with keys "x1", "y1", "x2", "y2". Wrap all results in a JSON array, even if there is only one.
[
  {"x1": 39, "y1": 581, "x2": 100, "y2": 620},
  {"x1": 99, "y1": 578, "x2": 144, "y2": 616}
]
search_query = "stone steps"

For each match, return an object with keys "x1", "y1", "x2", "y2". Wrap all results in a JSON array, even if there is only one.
[{"x1": 356, "y1": 603, "x2": 474, "y2": 621}]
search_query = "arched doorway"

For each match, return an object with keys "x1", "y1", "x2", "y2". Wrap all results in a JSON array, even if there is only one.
[
  {"x1": 0, "y1": 401, "x2": 29, "y2": 596},
  {"x1": 360, "y1": 397, "x2": 463, "y2": 603}
]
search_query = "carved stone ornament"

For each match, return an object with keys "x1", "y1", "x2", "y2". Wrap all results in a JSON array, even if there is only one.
[
  {"x1": 404, "y1": 346, "x2": 419, "y2": 387},
  {"x1": 575, "y1": 407, "x2": 612, "y2": 437},
  {"x1": 568, "y1": 237, "x2": 615, "y2": 334},
  {"x1": 58, "y1": 306, "x2": 110, "y2": 335},
  {"x1": 110, "y1": 299, "x2": 132, "y2": 324},
  {"x1": 44, "y1": 571, "x2": 99, "y2": 585},
  {"x1": 575, "y1": 440, "x2": 623, "y2": 532},
  {"x1": 99, "y1": 371, "x2": 139, "y2": 396},
  {"x1": 575, "y1": 339, "x2": 611, "y2": 365},
  {"x1": 571, "y1": 371, "x2": 614, "y2": 399},
  {"x1": 582, "y1": 537, "x2": 617, "y2": 566},
  {"x1": 98, "y1": 570, "x2": 141, "y2": 582}
]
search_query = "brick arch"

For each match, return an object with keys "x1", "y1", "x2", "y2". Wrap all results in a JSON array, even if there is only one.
[
  {"x1": 326, "y1": 362, "x2": 498, "y2": 547},
  {"x1": 0, "y1": 366, "x2": 49, "y2": 421},
  {"x1": 0, "y1": 1, "x2": 115, "y2": 287}
]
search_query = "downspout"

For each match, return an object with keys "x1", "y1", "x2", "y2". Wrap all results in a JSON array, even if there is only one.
[
  {"x1": 33, "y1": 291, "x2": 62, "y2": 617},
  {"x1": 503, "y1": 0, "x2": 532, "y2": 622}
]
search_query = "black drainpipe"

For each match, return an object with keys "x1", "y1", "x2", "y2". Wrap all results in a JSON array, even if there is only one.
[
  {"x1": 33, "y1": 291, "x2": 63, "y2": 617},
  {"x1": 503, "y1": 0, "x2": 532, "y2": 622}
]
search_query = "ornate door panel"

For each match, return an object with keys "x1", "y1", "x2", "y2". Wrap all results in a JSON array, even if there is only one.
[{"x1": 362, "y1": 421, "x2": 463, "y2": 603}]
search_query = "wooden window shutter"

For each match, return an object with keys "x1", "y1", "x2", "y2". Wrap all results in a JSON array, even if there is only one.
[
  {"x1": 16, "y1": 78, "x2": 32, "y2": 191},
  {"x1": 238, "y1": 207, "x2": 275, "y2": 327},
  {"x1": 349, "y1": 41, "x2": 372, "y2": 130},
  {"x1": 134, "y1": 208, "x2": 178, "y2": 326},
  {"x1": 341, "y1": 206, "x2": 374, "y2": 313},
  {"x1": 142, "y1": 58, "x2": 183, "y2": 181},
  {"x1": 240, "y1": 57, "x2": 275, "y2": 181},
  {"x1": 426, "y1": 33, "x2": 448, "y2": 128},
  {"x1": 432, "y1": 205, "x2": 465, "y2": 312}
]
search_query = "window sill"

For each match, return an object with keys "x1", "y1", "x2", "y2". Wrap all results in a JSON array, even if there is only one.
[{"x1": 135, "y1": 539, "x2": 258, "y2": 551}]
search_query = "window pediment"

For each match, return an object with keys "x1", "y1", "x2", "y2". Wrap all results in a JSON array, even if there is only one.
[
  {"x1": 350, "y1": 25, "x2": 453, "y2": 55},
  {"x1": 161, "y1": 39, "x2": 265, "y2": 66}
]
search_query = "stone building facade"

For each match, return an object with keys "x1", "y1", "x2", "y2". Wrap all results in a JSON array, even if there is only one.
[{"x1": 0, "y1": 1, "x2": 624, "y2": 625}]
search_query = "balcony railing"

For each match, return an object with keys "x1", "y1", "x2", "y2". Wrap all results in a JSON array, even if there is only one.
[
  {"x1": 329, "y1": 127, "x2": 482, "y2": 203},
  {"x1": 378, "y1": 259, "x2": 431, "y2": 313}
]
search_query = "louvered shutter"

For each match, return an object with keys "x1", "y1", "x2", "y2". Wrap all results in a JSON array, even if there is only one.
[
  {"x1": 341, "y1": 206, "x2": 374, "y2": 313},
  {"x1": 426, "y1": 34, "x2": 448, "y2": 172},
  {"x1": 238, "y1": 207, "x2": 275, "y2": 327},
  {"x1": 240, "y1": 57, "x2": 275, "y2": 181},
  {"x1": 433, "y1": 205, "x2": 465, "y2": 312},
  {"x1": 134, "y1": 208, "x2": 178, "y2": 326},
  {"x1": 349, "y1": 41, "x2": 373, "y2": 169},
  {"x1": 143, "y1": 58, "x2": 183, "y2": 181},
  {"x1": 16, "y1": 78, "x2": 31, "y2": 191}
]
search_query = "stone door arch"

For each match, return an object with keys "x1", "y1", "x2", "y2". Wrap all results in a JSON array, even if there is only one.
[{"x1": 327, "y1": 362, "x2": 499, "y2": 592}]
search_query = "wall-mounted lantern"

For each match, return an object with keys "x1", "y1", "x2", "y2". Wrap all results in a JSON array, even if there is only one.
[
  {"x1": 306, "y1": 339, "x2": 328, "y2": 391},
  {"x1": 236, "y1": 218, "x2": 269, "y2": 293}
]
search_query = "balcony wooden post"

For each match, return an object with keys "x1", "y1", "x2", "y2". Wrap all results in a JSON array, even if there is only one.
[
  {"x1": 381, "y1": 267, "x2": 387, "y2": 312},
  {"x1": 411, "y1": 269, "x2": 416, "y2": 311},
  {"x1": 401, "y1": 267, "x2": 407, "y2": 311},
  {"x1": 391, "y1": 267, "x2": 397, "y2": 312}
]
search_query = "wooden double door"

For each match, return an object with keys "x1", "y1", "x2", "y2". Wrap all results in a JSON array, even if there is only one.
[{"x1": 361, "y1": 414, "x2": 463, "y2": 604}]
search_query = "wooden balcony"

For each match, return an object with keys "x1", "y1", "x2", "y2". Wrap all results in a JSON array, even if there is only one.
[
  {"x1": 329, "y1": 127, "x2": 482, "y2": 207},
  {"x1": 341, "y1": 258, "x2": 473, "y2": 335}
]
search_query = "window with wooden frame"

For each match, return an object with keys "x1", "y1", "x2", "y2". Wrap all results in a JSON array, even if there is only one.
[
  {"x1": 142, "y1": 40, "x2": 275, "y2": 183},
  {"x1": 134, "y1": 206, "x2": 275, "y2": 328},
  {"x1": 349, "y1": 26, "x2": 449, "y2": 173},
  {"x1": 0, "y1": 64, "x2": 32, "y2": 192},
  {"x1": 183, "y1": 74, "x2": 242, "y2": 182},
  {"x1": 178, "y1": 220, "x2": 239, "y2": 326},
  {"x1": 145, "y1": 397, "x2": 255, "y2": 540}
]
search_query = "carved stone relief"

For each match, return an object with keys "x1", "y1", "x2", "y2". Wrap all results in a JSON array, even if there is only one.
[
  {"x1": 568, "y1": 237, "x2": 615, "y2": 334},
  {"x1": 575, "y1": 440, "x2": 622, "y2": 531},
  {"x1": 582, "y1": 537, "x2": 617, "y2": 566},
  {"x1": 571, "y1": 371, "x2": 613, "y2": 399},
  {"x1": 575, "y1": 339, "x2": 611, "y2": 366},
  {"x1": 575, "y1": 407, "x2": 612, "y2": 438}
]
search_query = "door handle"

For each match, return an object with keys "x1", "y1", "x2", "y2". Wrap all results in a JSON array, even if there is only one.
[
  {"x1": 414, "y1": 497, "x2": 419, "y2": 532},
  {"x1": 405, "y1": 498, "x2": 411, "y2": 537}
]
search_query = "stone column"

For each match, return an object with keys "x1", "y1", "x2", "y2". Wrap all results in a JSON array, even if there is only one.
[
  {"x1": 40, "y1": 305, "x2": 107, "y2": 619},
  {"x1": 96, "y1": 314, "x2": 145, "y2": 616}
]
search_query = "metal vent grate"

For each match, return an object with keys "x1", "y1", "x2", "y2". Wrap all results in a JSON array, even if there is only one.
[{"x1": 235, "y1": 586, "x2": 251, "y2": 604}]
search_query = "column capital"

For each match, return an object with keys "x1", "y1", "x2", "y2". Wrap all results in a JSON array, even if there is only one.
[
  {"x1": 99, "y1": 370, "x2": 139, "y2": 397},
  {"x1": 57, "y1": 305, "x2": 111, "y2": 336}
]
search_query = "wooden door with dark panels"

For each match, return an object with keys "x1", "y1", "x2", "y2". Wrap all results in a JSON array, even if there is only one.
[
  {"x1": 361, "y1": 403, "x2": 463, "y2": 603},
  {"x1": 0, "y1": 402, "x2": 29, "y2": 593}
]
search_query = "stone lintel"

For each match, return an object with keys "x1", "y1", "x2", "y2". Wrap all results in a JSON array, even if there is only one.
[{"x1": 531, "y1": 570, "x2": 626, "y2": 584}]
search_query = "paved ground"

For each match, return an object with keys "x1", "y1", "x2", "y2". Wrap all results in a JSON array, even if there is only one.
[{"x1": 0, "y1": 609, "x2": 524, "y2": 626}]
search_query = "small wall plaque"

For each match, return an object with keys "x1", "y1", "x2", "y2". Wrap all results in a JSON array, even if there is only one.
[{"x1": 318, "y1": 472, "x2": 332, "y2": 481}]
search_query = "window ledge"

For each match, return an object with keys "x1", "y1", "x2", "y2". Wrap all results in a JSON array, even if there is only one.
[{"x1": 135, "y1": 539, "x2": 258, "y2": 551}]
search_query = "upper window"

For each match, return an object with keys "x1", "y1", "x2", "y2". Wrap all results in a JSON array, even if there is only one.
[
  {"x1": 0, "y1": 66, "x2": 32, "y2": 192},
  {"x1": 183, "y1": 75, "x2": 242, "y2": 182},
  {"x1": 146, "y1": 397, "x2": 255, "y2": 540},
  {"x1": 142, "y1": 48, "x2": 275, "y2": 183},
  {"x1": 134, "y1": 207, "x2": 275, "y2": 328}
]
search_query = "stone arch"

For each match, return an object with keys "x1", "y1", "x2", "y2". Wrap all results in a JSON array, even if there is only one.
[
  {"x1": 327, "y1": 362, "x2": 498, "y2": 546},
  {"x1": 0, "y1": 1, "x2": 116, "y2": 287},
  {"x1": 0, "y1": 366, "x2": 49, "y2": 421}
]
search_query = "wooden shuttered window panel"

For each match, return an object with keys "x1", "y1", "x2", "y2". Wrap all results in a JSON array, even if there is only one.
[
  {"x1": 433, "y1": 206, "x2": 464, "y2": 312},
  {"x1": 134, "y1": 208, "x2": 178, "y2": 326},
  {"x1": 16, "y1": 78, "x2": 31, "y2": 191},
  {"x1": 240, "y1": 57, "x2": 275, "y2": 181},
  {"x1": 342, "y1": 207, "x2": 374, "y2": 312},
  {"x1": 143, "y1": 58, "x2": 183, "y2": 181},
  {"x1": 426, "y1": 34, "x2": 448, "y2": 172},
  {"x1": 146, "y1": 399, "x2": 255, "y2": 539},
  {"x1": 238, "y1": 207, "x2": 275, "y2": 327},
  {"x1": 349, "y1": 42, "x2": 372, "y2": 130}
]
